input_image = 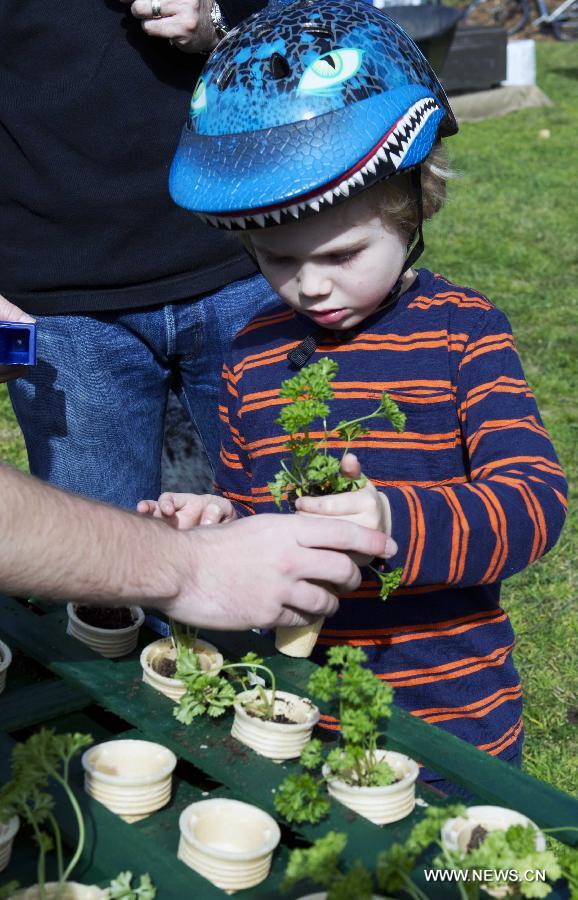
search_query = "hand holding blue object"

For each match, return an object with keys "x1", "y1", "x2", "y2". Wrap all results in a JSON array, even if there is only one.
[{"x1": 0, "y1": 322, "x2": 37, "y2": 366}]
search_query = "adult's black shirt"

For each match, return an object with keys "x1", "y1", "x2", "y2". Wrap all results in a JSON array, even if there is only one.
[{"x1": 0, "y1": 0, "x2": 266, "y2": 315}]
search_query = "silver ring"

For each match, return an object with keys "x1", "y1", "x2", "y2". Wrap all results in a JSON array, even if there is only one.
[{"x1": 152, "y1": 0, "x2": 162, "y2": 18}]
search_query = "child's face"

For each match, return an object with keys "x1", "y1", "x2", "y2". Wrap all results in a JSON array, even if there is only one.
[{"x1": 249, "y1": 190, "x2": 407, "y2": 331}]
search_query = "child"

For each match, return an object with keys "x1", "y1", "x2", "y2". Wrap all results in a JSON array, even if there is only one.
[{"x1": 141, "y1": 0, "x2": 567, "y2": 781}]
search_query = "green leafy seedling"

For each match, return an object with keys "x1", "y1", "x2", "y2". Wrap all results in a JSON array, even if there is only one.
[
  {"x1": 174, "y1": 650, "x2": 279, "y2": 725},
  {"x1": 0, "y1": 729, "x2": 93, "y2": 899},
  {"x1": 274, "y1": 646, "x2": 397, "y2": 825},
  {"x1": 268, "y1": 356, "x2": 404, "y2": 598},
  {"x1": 108, "y1": 870, "x2": 156, "y2": 900}
]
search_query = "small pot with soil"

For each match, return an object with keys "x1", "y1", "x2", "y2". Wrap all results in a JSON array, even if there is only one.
[
  {"x1": 441, "y1": 805, "x2": 546, "y2": 898},
  {"x1": 66, "y1": 603, "x2": 144, "y2": 658},
  {"x1": 0, "y1": 814, "x2": 19, "y2": 873},
  {"x1": 177, "y1": 797, "x2": 281, "y2": 893},
  {"x1": 81, "y1": 738, "x2": 177, "y2": 823},
  {"x1": 323, "y1": 749, "x2": 419, "y2": 825},
  {"x1": 232, "y1": 689, "x2": 320, "y2": 762},
  {"x1": 0, "y1": 638, "x2": 13, "y2": 695},
  {"x1": 140, "y1": 636, "x2": 223, "y2": 702}
]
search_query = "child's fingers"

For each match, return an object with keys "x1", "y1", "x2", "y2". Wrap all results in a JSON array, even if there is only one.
[
  {"x1": 200, "y1": 499, "x2": 235, "y2": 525},
  {"x1": 340, "y1": 452, "x2": 362, "y2": 480},
  {"x1": 295, "y1": 487, "x2": 370, "y2": 517},
  {"x1": 136, "y1": 499, "x2": 158, "y2": 516}
]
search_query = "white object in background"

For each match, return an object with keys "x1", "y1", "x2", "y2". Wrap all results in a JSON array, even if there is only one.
[{"x1": 502, "y1": 40, "x2": 536, "y2": 86}]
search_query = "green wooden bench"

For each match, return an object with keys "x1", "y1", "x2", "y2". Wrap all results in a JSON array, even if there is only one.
[{"x1": 1, "y1": 594, "x2": 576, "y2": 898}]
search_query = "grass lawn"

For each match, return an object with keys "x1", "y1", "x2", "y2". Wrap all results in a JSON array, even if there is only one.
[{"x1": 0, "y1": 43, "x2": 576, "y2": 795}]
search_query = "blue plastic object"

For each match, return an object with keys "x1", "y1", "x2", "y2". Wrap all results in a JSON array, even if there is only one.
[{"x1": 0, "y1": 322, "x2": 37, "y2": 366}]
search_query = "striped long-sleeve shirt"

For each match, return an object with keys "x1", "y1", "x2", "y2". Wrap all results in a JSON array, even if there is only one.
[{"x1": 215, "y1": 268, "x2": 567, "y2": 763}]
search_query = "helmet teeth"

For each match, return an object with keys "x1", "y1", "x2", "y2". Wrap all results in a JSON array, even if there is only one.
[
  {"x1": 324, "y1": 190, "x2": 335, "y2": 204},
  {"x1": 287, "y1": 204, "x2": 301, "y2": 218},
  {"x1": 223, "y1": 219, "x2": 233, "y2": 230},
  {"x1": 376, "y1": 147, "x2": 388, "y2": 162},
  {"x1": 237, "y1": 217, "x2": 248, "y2": 230},
  {"x1": 270, "y1": 209, "x2": 282, "y2": 224},
  {"x1": 353, "y1": 171, "x2": 365, "y2": 186},
  {"x1": 338, "y1": 181, "x2": 350, "y2": 197},
  {"x1": 366, "y1": 159, "x2": 377, "y2": 175},
  {"x1": 252, "y1": 213, "x2": 267, "y2": 227},
  {"x1": 308, "y1": 199, "x2": 321, "y2": 212}
]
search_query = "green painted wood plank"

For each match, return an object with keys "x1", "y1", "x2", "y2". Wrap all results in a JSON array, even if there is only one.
[
  {"x1": 0, "y1": 679, "x2": 89, "y2": 732},
  {"x1": 2, "y1": 594, "x2": 577, "y2": 856}
]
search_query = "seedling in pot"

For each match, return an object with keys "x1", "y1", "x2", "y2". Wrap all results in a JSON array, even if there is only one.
[
  {"x1": 377, "y1": 806, "x2": 578, "y2": 900},
  {"x1": 274, "y1": 646, "x2": 413, "y2": 826},
  {"x1": 174, "y1": 650, "x2": 278, "y2": 724},
  {"x1": 268, "y1": 357, "x2": 405, "y2": 600}
]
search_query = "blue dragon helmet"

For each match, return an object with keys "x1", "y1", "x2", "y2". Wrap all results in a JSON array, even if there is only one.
[{"x1": 169, "y1": 0, "x2": 457, "y2": 230}]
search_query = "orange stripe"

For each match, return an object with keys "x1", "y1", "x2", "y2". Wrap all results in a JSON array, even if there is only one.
[
  {"x1": 236, "y1": 308, "x2": 295, "y2": 337},
  {"x1": 478, "y1": 716, "x2": 524, "y2": 756},
  {"x1": 461, "y1": 335, "x2": 516, "y2": 367},
  {"x1": 316, "y1": 611, "x2": 507, "y2": 647},
  {"x1": 468, "y1": 416, "x2": 550, "y2": 456},
  {"x1": 466, "y1": 483, "x2": 508, "y2": 582},
  {"x1": 490, "y1": 474, "x2": 546, "y2": 563},
  {"x1": 379, "y1": 643, "x2": 514, "y2": 684},
  {"x1": 320, "y1": 608, "x2": 500, "y2": 638},
  {"x1": 413, "y1": 684, "x2": 521, "y2": 719},
  {"x1": 416, "y1": 686, "x2": 522, "y2": 724},
  {"x1": 470, "y1": 456, "x2": 564, "y2": 479}
]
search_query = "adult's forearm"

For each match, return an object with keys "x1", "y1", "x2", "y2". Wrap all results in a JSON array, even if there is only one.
[{"x1": 0, "y1": 465, "x2": 184, "y2": 606}]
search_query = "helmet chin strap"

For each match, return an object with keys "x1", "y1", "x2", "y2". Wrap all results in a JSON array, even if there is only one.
[{"x1": 288, "y1": 167, "x2": 424, "y2": 370}]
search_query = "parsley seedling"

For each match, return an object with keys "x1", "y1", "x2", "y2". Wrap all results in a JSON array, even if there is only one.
[
  {"x1": 274, "y1": 646, "x2": 399, "y2": 825},
  {"x1": 174, "y1": 651, "x2": 279, "y2": 725},
  {"x1": 268, "y1": 356, "x2": 404, "y2": 598}
]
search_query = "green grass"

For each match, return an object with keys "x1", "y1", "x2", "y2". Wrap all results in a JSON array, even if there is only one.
[
  {"x1": 0, "y1": 44, "x2": 576, "y2": 795},
  {"x1": 423, "y1": 43, "x2": 578, "y2": 794}
]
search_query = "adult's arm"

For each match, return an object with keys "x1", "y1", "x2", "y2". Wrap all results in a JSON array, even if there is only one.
[
  {"x1": 0, "y1": 464, "x2": 388, "y2": 629},
  {"x1": 0, "y1": 295, "x2": 35, "y2": 384}
]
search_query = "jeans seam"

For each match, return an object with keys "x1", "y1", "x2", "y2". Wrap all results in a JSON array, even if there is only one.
[{"x1": 164, "y1": 304, "x2": 177, "y2": 357}]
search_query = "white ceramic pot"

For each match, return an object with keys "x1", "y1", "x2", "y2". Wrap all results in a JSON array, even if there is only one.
[
  {"x1": 178, "y1": 798, "x2": 281, "y2": 893},
  {"x1": 231, "y1": 689, "x2": 320, "y2": 762},
  {"x1": 140, "y1": 637, "x2": 223, "y2": 702},
  {"x1": 66, "y1": 604, "x2": 144, "y2": 658},
  {"x1": 0, "y1": 815, "x2": 19, "y2": 873},
  {"x1": 441, "y1": 805, "x2": 546, "y2": 898},
  {"x1": 12, "y1": 885, "x2": 107, "y2": 900},
  {"x1": 324, "y1": 749, "x2": 418, "y2": 825},
  {"x1": 0, "y1": 639, "x2": 13, "y2": 695},
  {"x1": 275, "y1": 616, "x2": 324, "y2": 658},
  {"x1": 82, "y1": 738, "x2": 177, "y2": 823}
]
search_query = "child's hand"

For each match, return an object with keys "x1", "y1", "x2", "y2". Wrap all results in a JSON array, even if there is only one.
[
  {"x1": 136, "y1": 492, "x2": 236, "y2": 530},
  {"x1": 294, "y1": 454, "x2": 396, "y2": 565}
]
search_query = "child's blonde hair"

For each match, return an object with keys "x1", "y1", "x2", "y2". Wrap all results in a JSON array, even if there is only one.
[{"x1": 368, "y1": 141, "x2": 451, "y2": 239}]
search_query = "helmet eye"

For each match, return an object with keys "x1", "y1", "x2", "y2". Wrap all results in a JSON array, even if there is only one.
[
  {"x1": 189, "y1": 77, "x2": 207, "y2": 117},
  {"x1": 298, "y1": 48, "x2": 363, "y2": 95}
]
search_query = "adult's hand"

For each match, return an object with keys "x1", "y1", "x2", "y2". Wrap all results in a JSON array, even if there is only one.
[
  {"x1": 0, "y1": 294, "x2": 35, "y2": 384},
  {"x1": 122, "y1": 0, "x2": 220, "y2": 53},
  {"x1": 165, "y1": 513, "x2": 390, "y2": 630}
]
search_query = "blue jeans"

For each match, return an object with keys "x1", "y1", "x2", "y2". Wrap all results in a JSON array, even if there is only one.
[{"x1": 9, "y1": 274, "x2": 276, "y2": 508}]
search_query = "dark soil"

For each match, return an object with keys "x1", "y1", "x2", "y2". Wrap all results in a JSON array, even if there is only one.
[
  {"x1": 244, "y1": 707, "x2": 296, "y2": 724},
  {"x1": 153, "y1": 657, "x2": 177, "y2": 679},
  {"x1": 75, "y1": 605, "x2": 135, "y2": 630},
  {"x1": 467, "y1": 824, "x2": 489, "y2": 851}
]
